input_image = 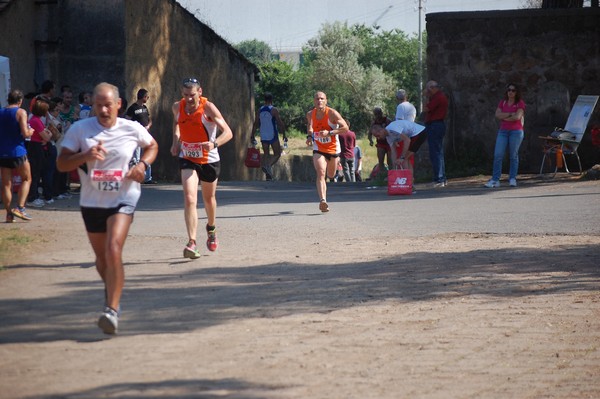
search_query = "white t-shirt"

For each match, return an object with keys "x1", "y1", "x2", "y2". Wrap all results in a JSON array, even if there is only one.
[
  {"x1": 385, "y1": 120, "x2": 426, "y2": 146},
  {"x1": 61, "y1": 117, "x2": 154, "y2": 208},
  {"x1": 395, "y1": 101, "x2": 417, "y2": 122}
]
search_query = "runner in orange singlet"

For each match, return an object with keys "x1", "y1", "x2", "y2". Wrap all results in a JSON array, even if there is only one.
[
  {"x1": 305, "y1": 91, "x2": 348, "y2": 212},
  {"x1": 171, "y1": 78, "x2": 233, "y2": 259}
]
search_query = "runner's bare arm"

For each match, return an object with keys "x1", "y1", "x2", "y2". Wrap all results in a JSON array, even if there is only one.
[
  {"x1": 329, "y1": 109, "x2": 348, "y2": 135},
  {"x1": 57, "y1": 140, "x2": 107, "y2": 172},
  {"x1": 305, "y1": 111, "x2": 314, "y2": 146},
  {"x1": 204, "y1": 101, "x2": 233, "y2": 150},
  {"x1": 16, "y1": 108, "x2": 34, "y2": 139},
  {"x1": 126, "y1": 138, "x2": 158, "y2": 182}
]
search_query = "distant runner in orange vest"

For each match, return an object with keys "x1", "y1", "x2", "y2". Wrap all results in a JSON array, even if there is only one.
[{"x1": 305, "y1": 91, "x2": 349, "y2": 212}]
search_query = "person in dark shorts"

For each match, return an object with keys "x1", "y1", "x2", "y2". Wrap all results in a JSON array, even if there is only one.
[
  {"x1": 57, "y1": 82, "x2": 158, "y2": 335},
  {"x1": 170, "y1": 78, "x2": 233, "y2": 259},
  {"x1": 0, "y1": 89, "x2": 34, "y2": 222}
]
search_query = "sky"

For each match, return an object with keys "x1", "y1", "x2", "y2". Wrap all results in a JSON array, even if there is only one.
[{"x1": 178, "y1": 0, "x2": 525, "y2": 51}]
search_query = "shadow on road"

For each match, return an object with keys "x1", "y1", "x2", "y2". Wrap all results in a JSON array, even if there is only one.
[{"x1": 2, "y1": 240, "x2": 597, "y2": 345}]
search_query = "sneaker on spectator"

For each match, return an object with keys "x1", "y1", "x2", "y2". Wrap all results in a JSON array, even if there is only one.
[
  {"x1": 183, "y1": 240, "x2": 201, "y2": 259},
  {"x1": 484, "y1": 179, "x2": 500, "y2": 188},
  {"x1": 509, "y1": 178, "x2": 517, "y2": 187},
  {"x1": 97, "y1": 306, "x2": 119, "y2": 335},
  {"x1": 56, "y1": 192, "x2": 72, "y2": 200},
  {"x1": 11, "y1": 206, "x2": 32, "y2": 221},
  {"x1": 45, "y1": 198, "x2": 55, "y2": 205},
  {"x1": 27, "y1": 198, "x2": 45, "y2": 208},
  {"x1": 206, "y1": 225, "x2": 218, "y2": 252}
]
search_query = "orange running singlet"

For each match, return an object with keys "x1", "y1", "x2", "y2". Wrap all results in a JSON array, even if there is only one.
[
  {"x1": 178, "y1": 97, "x2": 215, "y2": 164},
  {"x1": 311, "y1": 107, "x2": 339, "y2": 154}
]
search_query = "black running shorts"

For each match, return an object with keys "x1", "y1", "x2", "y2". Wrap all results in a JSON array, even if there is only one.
[
  {"x1": 179, "y1": 158, "x2": 220, "y2": 183},
  {"x1": 81, "y1": 204, "x2": 135, "y2": 233}
]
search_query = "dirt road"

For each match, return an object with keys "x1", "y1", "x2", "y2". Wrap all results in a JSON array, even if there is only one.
[{"x1": 1, "y1": 176, "x2": 599, "y2": 398}]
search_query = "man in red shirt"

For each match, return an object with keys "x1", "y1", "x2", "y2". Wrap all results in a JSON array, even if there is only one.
[{"x1": 424, "y1": 80, "x2": 448, "y2": 187}]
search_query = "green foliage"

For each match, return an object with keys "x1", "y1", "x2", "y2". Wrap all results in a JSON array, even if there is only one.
[
  {"x1": 236, "y1": 39, "x2": 273, "y2": 65},
  {"x1": 249, "y1": 21, "x2": 426, "y2": 137}
]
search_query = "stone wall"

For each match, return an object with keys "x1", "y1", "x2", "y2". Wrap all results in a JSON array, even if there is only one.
[
  {"x1": 426, "y1": 8, "x2": 600, "y2": 174},
  {"x1": 0, "y1": 0, "x2": 259, "y2": 181}
]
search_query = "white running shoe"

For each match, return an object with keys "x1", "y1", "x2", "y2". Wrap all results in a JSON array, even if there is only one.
[
  {"x1": 98, "y1": 307, "x2": 119, "y2": 335},
  {"x1": 509, "y1": 178, "x2": 517, "y2": 187},
  {"x1": 484, "y1": 180, "x2": 500, "y2": 188},
  {"x1": 27, "y1": 198, "x2": 45, "y2": 208}
]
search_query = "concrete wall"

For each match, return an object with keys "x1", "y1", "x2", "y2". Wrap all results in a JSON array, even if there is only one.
[{"x1": 426, "y1": 8, "x2": 600, "y2": 173}]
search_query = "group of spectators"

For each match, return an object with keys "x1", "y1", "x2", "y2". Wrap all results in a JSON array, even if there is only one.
[{"x1": 1, "y1": 80, "x2": 158, "y2": 222}]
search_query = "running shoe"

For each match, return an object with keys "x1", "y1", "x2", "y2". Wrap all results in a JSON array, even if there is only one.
[
  {"x1": 97, "y1": 306, "x2": 119, "y2": 335},
  {"x1": 484, "y1": 179, "x2": 500, "y2": 188},
  {"x1": 27, "y1": 198, "x2": 45, "y2": 208},
  {"x1": 6, "y1": 212, "x2": 14, "y2": 223},
  {"x1": 261, "y1": 166, "x2": 273, "y2": 181},
  {"x1": 55, "y1": 193, "x2": 72, "y2": 200},
  {"x1": 11, "y1": 206, "x2": 32, "y2": 221},
  {"x1": 183, "y1": 240, "x2": 201, "y2": 259},
  {"x1": 509, "y1": 178, "x2": 518, "y2": 187},
  {"x1": 319, "y1": 199, "x2": 329, "y2": 212},
  {"x1": 206, "y1": 225, "x2": 218, "y2": 252},
  {"x1": 45, "y1": 198, "x2": 55, "y2": 205}
]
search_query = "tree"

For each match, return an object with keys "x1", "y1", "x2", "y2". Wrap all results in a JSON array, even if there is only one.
[
  {"x1": 236, "y1": 39, "x2": 272, "y2": 65},
  {"x1": 303, "y1": 22, "x2": 395, "y2": 134}
]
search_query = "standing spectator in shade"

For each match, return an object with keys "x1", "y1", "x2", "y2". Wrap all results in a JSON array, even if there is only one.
[
  {"x1": 354, "y1": 144, "x2": 363, "y2": 182},
  {"x1": 305, "y1": 91, "x2": 349, "y2": 212},
  {"x1": 57, "y1": 82, "x2": 158, "y2": 335},
  {"x1": 368, "y1": 107, "x2": 392, "y2": 172},
  {"x1": 126, "y1": 88, "x2": 155, "y2": 184},
  {"x1": 53, "y1": 97, "x2": 72, "y2": 200},
  {"x1": 1, "y1": 89, "x2": 35, "y2": 222},
  {"x1": 29, "y1": 80, "x2": 55, "y2": 113},
  {"x1": 26, "y1": 97, "x2": 53, "y2": 208},
  {"x1": 338, "y1": 128, "x2": 356, "y2": 182},
  {"x1": 78, "y1": 91, "x2": 93, "y2": 119},
  {"x1": 395, "y1": 89, "x2": 417, "y2": 122},
  {"x1": 423, "y1": 80, "x2": 448, "y2": 187},
  {"x1": 59, "y1": 88, "x2": 80, "y2": 127},
  {"x1": 251, "y1": 92, "x2": 286, "y2": 181},
  {"x1": 484, "y1": 83, "x2": 526, "y2": 188}
]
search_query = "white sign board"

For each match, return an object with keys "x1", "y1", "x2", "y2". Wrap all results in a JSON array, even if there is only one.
[{"x1": 0, "y1": 56, "x2": 10, "y2": 108}]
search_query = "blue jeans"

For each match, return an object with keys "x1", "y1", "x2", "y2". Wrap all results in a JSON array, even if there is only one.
[
  {"x1": 491, "y1": 129, "x2": 524, "y2": 181},
  {"x1": 426, "y1": 121, "x2": 446, "y2": 183}
]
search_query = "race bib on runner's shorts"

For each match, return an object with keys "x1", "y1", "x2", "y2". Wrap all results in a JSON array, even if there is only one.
[{"x1": 90, "y1": 169, "x2": 123, "y2": 192}]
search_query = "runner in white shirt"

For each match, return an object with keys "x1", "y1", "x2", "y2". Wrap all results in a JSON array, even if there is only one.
[{"x1": 57, "y1": 82, "x2": 158, "y2": 335}]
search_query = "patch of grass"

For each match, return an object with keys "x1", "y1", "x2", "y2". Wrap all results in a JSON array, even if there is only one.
[{"x1": 0, "y1": 228, "x2": 32, "y2": 269}]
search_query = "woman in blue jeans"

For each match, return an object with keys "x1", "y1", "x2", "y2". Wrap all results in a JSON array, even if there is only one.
[{"x1": 485, "y1": 83, "x2": 526, "y2": 188}]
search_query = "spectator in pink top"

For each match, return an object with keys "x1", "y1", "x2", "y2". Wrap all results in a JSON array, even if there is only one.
[
  {"x1": 26, "y1": 97, "x2": 52, "y2": 208},
  {"x1": 484, "y1": 83, "x2": 526, "y2": 188}
]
